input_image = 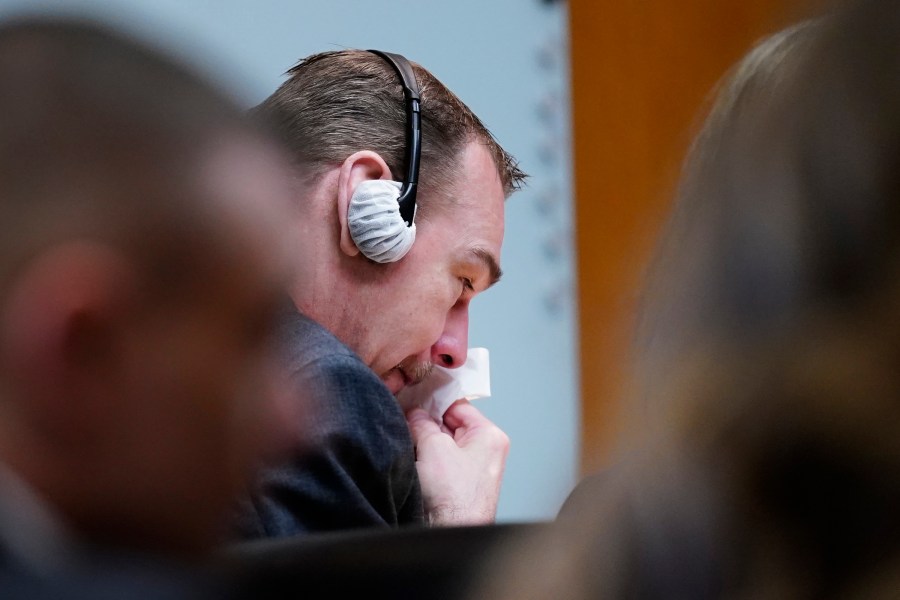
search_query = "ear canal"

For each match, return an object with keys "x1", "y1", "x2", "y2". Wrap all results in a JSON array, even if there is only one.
[{"x1": 347, "y1": 179, "x2": 416, "y2": 263}]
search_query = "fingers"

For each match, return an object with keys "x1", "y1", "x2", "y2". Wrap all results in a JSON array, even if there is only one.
[
  {"x1": 443, "y1": 400, "x2": 507, "y2": 442},
  {"x1": 441, "y1": 400, "x2": 510, "y2": 457},
  {"x1": 406, "y1": 407, "x2": 441, "y2": 444},
  {"x1": 442, "y1": 399, "x2": 487, "y2": 430},
  {"x1": 410, "y1": 399, "x2": 510, "y2": 526}
]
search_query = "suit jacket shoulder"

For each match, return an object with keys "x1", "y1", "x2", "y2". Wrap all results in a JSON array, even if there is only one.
[{"x1": 233, "y1": 310, "x2": 424, "y2": 538}]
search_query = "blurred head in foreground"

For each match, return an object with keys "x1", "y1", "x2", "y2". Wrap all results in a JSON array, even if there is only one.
[
  {"x1": 0, "y1": 18, "x2": 293, "y2": 561},
  {"x1": 483, "y1": 0, "x2": 900, "y2": 597}
]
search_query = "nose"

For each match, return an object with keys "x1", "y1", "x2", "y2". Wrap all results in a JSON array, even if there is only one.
[{"x1": 431, "y1": 300, "x2": 469, "y2": 369}]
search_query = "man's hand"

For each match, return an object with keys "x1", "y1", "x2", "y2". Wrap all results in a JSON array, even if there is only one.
[{"x1": 406, "y1": 399, "x2": 509, "y2": 526}]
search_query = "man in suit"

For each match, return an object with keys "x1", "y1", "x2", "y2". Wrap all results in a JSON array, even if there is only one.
[{"x1": 234, "y1": 50, "x2": 526, "y2": 536}]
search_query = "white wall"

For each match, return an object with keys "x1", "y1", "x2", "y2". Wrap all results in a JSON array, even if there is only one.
[{"x1": 0, "y1": 0, "x2": 579, "y2": 522}]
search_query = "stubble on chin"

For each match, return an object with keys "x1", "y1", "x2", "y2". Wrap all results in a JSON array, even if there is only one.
[
  {"x1": 382, "y1": 358, "x2": 434, "y2": 395},
  {"x1": 401, "y1": 358, "x2": 434, "y2": 386}
]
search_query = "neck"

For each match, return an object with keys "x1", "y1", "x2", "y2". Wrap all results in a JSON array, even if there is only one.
[
  {"x1": 289, "y1": 259, "x2": 375, "y2": 365},
  {"x1": 286, "y1": 173, "x2": 373, "y2": 365}
]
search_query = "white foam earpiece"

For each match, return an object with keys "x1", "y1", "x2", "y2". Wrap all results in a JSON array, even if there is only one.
[{"x1": 347, "y1": 179, "x2": 416, "y2": 263}]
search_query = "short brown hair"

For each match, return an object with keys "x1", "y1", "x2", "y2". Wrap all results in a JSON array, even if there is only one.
[{"x1": 253, "y1": 49, "x2": 525, "y2": 204}]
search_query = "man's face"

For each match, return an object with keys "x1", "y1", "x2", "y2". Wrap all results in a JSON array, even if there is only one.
[{"x1": 364, "y1": 141, "x2": 506, "y2": 394}]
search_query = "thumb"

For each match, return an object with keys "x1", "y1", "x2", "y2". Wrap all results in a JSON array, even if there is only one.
[{"x1": 442, "y1": 399, "x2": 486, "y2": 430}]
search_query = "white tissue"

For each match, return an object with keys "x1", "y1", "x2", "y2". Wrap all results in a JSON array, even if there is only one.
[{"x1": 397, "y1": 347, "x2": 490, "y2": 422}]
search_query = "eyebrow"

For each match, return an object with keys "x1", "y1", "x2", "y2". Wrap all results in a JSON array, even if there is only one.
[{"x1": 469, "y1": 247, "x2": 503, "y2": 287}]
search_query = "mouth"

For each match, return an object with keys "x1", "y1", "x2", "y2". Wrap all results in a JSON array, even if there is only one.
[
  {"x1": 383, "y1": 366, "x2": 413, "y2": 395},
  {"x1": 383, "y1": 362, "x2": 432, "y2": 395},
  {"x1": 398, "y1": 367, "x2": 414, "y2": 388}
]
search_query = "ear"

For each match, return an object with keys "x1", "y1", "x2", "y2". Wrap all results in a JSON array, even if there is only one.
[
  {"x1": 336, "y1": 151, "x2": 394, "y2": 257},
  {"x1": 0, "y1": 241, "x2": 138, "y2": 438}
]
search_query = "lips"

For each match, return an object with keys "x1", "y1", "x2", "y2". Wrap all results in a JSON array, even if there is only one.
[
  {"x1": 384, "y1": 361, "x2": 433, "y2": 395},
  {"x1": 393, "y1": 367, "x2": 414, "y2": 393},
  {"x1": 382, "y1": 366, "x2": 410, "y2": 395}
]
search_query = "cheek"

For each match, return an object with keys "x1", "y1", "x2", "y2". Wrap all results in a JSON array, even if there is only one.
[
  {"x1": 380, "y1": 293, "x2": 436, "y2": 353},
  {"x1": 411, "y1": 305, "x2": 446, "y2": 345},
  {"x1": 408, "y1": 280, "x2": 457, "y2": 344}
]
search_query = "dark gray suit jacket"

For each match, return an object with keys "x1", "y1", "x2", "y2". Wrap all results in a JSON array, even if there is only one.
[{"x1": 234, "y1": 309, "x2": 424, "y2": 537}]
